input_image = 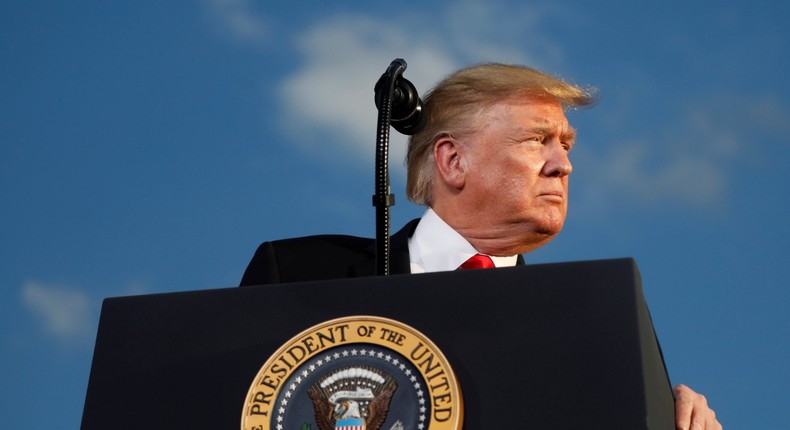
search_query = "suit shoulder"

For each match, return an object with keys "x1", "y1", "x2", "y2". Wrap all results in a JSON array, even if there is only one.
[
  {"x1": 267, "y1": 234, "x2": 374, "y2": 254},
  {"x1": 240, "y1": 234, "x2": 375, "y2": 286}
]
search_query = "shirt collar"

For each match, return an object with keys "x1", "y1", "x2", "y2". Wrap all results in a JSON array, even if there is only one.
[{"x1": 408, "y1": 208, "x2": 518, "y2": 273}]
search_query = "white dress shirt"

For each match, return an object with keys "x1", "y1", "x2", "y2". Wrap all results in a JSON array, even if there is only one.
[{"x1": 407, "y1": 208, "x2": 519, "y2": 274}]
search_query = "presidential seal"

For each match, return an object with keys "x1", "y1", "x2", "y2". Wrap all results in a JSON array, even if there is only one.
[{"x1": 241, "y1": 316, "x2": 463, "y2": 430}]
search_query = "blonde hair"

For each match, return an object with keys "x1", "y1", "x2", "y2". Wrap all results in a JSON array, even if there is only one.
[{"x1": 405, "y1": 63, "x2": 596, "y2": 205}]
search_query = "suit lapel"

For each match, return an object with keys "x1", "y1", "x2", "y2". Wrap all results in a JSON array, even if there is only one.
[
  {"x1": 389, "y1": 219, "x2": 419, "y2": 274},
  {"x1": 350, "y1": 219, "x2": 420, "y2": 277},
  {"x1": 350, "y1": 218, "x2": 523, "y2": 276}
]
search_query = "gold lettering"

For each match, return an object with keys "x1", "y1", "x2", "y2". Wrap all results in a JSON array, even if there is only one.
[
  {"x1": 271, "y1": 362, "x2": 287, "y2": 379},
  {"x1": 410, "y1": 342, "x2": 430, "y2": 361},
  {"x1": 379, "y1": 328, "x2": 406, "y2": 346},
  {"x1": 286, "y1": 345, "x2": 307, "y2": 365},
  {"x1": 249, "y1": 390, "x2": 275, "y2": 416},
  {"x1": 260, "y1": 374, "x2": 279, "y2": 390},
  {"x1": 433, "y1": 393, "x2": 453, "y2": 422},
  {"x1": 427, "y1": 368, "x2": 446, "y2": 382},
  {"x1": 302, "y1": 336, "x2": 318, "y2": 354},
  {"x1": 411, "y1": 343, "x2": 442, "y2": 376},
  {"x1": 280, "y1": 355, "x2": 294, "y2": 370},
  {"x1": 249, "y1": 403, "x2": 266, "y2": 416},
  {"x1": 316, "y1": 328, "x2": 335, "y2": 349},
  {"x1": 433, "y1": 407, "x2": 452, "y2": 422},
  {"x1": 335, "y1": 324, "x2": 349, "y2": 342},
  {"x1": 434, "y1": 392, "x2": 452, "y2": 406},
  {"x1": 430, "y1": 375, "x2": 450, "y2": 393}
]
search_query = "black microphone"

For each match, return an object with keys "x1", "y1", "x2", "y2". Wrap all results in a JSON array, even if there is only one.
[{"x1": 374, "y1": 70, "x2": 425, "y2": 135}]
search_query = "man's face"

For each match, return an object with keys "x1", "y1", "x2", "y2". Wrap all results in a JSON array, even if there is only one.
[{"x1": 458, "y1": 98, "x2": 575, "y2": 253}]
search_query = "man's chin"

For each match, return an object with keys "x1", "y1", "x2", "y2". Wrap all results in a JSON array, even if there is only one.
[
  {"x1": 490, "y1": 226, "x2": 561, "y2": 255},
  {"x1": 533, "y1": 218, "x2": 565, "y2": 236},
  {"x1": 516, "y1": 220, "x2": 564, "y2": 252},
  {"x1": 512, "y1": 231, "x2": 560, "y2": 254},
  {"x1": 470, "y1": 217, "x2": 565, "y2": 255}
]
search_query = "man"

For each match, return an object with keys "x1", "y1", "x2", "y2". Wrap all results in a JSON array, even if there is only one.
[{"x1": 240, "y1": 63, "x2": 721, "y2": 429}]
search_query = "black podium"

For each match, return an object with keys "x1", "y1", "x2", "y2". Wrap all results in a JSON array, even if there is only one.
[{"x1": 81, "y1": 258, "x2": 674, "y2": 429}]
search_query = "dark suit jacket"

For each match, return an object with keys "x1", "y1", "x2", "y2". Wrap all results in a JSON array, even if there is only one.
[
  {"x1": 239, "y1": 219, "x2": 524, "y2": 286},
  {"x1": 239, "y1": 220, "x2": 419, "y2": 286}
]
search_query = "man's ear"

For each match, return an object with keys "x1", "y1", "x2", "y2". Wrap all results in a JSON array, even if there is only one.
[{"x1": 433, "y1": 135, "x2": 466, "y2": 189}]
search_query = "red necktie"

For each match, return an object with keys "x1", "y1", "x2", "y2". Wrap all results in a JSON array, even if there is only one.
[{"x1": 460, "y1": 254, "x2": 495, "y2": 270}]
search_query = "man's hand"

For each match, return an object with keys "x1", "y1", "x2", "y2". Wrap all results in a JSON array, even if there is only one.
[{"x1": 674, "y1": 384, "x2": 722, "y2": 429}]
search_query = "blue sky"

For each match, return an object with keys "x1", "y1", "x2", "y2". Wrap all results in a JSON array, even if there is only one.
[{"x1": 2, "y1": 0, "x2": 788, "y2": 428}]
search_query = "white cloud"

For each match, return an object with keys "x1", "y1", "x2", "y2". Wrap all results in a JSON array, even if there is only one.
[
  {"x1": 751, "y1": 96, "x2": 790, "y2": 137},
  {"x1": 276, "y1": 1, "x2": 569, "y2": 174},
  {"x1": 204, "y1": 0, "x2": 787, "y2": 214},
  {"x1": 278, "y1": 14, "x2": 458, "y2": 173},
  {"x1": 201, "y1": 0, "x2": 268, "y2": 43},
  {"x1": 443, "y1": 0, "x2": 567, "y2": 68},
  {"x1": 22, "y1": 282, "x2": 95, "y2": 341},
  {"x1": 197, "y1": 0, "x2": 574, "y2": 173},
  {"x1": 579, "y1": 140, "x2": 726, "y2": 210},
  {"x1": 575, "y1": 92, "x2": 790, "y2": 212}
]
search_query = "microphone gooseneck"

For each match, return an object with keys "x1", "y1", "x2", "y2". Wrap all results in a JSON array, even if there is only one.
[{"x1": 372, "y1": 58, "x2": 424, "y2": 276}]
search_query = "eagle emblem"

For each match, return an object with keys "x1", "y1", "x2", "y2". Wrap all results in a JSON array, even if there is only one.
[
  {"x1": 242, "y1": 317, "x2": 463, "y2": 430},
  {"x1": 307, "y1": 366, "x2": 398, "y2": 430}
]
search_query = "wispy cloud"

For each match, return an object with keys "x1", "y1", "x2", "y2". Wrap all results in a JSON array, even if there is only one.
[
  {"x1": 576, "y1": 140, "x2": 727, "y2": 210},
  {"x1": 278, "y1": 14, "x2": 456, "y2": 172},
  {"x1": 276, "y1": 0, "x2": 569, "y2": 174},
  {"x1": 200, "y1": 0, "x2": 789, "y2": 214},
  {"x1": 21, "y1": 282, "x2": 96, "y2": 342},
  {"x1": 198, "y1": 0, "x2": 573, "y2": 172},
  {"x1": 576, "y1": 92, "x2": 790, "y2": 212},
  {"x1": 200, "y1": 0, "x2": 268, "y2": 44}
]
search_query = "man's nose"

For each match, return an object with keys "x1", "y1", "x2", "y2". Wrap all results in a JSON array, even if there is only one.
[{"x1": 542, "y1": 142, "x2": 573, "y2": 177}]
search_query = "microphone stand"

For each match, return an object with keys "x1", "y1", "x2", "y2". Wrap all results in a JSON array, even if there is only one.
[
  {"x1": 372, "y1": 58, "x2": 423, "y2": 276},
  {"x1": 372, "y1": 60, "x2": 403, "y2": 276}
]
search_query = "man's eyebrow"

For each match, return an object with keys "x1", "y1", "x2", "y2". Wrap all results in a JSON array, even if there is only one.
[{"x1": 514, "y1": 126, "x2": 577, "y2": 141}]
